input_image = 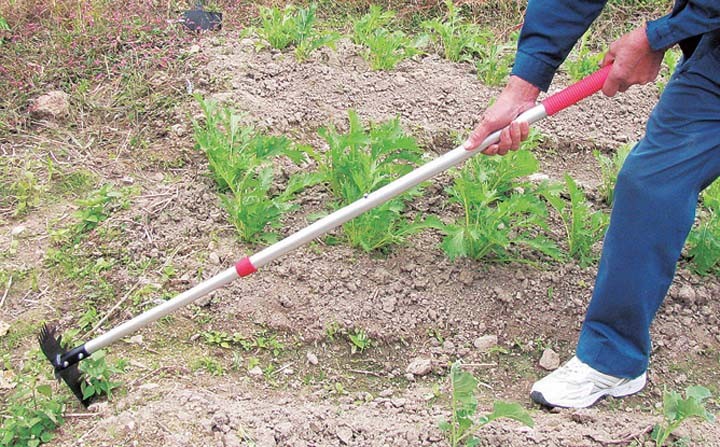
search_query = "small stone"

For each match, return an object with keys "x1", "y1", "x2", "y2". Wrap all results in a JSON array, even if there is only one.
[
  {"x1": 473, "y1": 335, "x2": 498, "y2": 352},
  {"x1": 378, "y1": 389, "x2": 393, "y2": 397},
  {"x1": 11, "y1": 226, "x2": 25, "y2": 236},
  {"x1": 381, "y1": 295, "x2": 397, "y2": 313},
  {"x1": 171, "y1": 123, "x2": 187, "y2": 137},
  {"x1": 539, "y1": 348, "x2": 561, "y2": 371},
  {"x1": 306, "y1": 352, "x2": 319, "y2": 365},
  {"x1": 406, "y1": 357, "x2": 432, "y2": 377},
  {"x1": 248, "y1": 366, "x2": 263, "y2": 377},
  {"x1": 188, "y1": 44, "x2": 201, "y2": 54},
  {"x1": 128, "y1": 335, "x2": 143, "y2": 345},
  {"x1": 0, "y1": 321, "x2": 9, "y2": 337},
  {"x1": 391, "y1": 398, "x2": 407, "y2": 408},
  {"x1": 0, "y1": 369, "x2": 16, "y2": 390},
  {"x1": 282, "y1": 368, "x2": 294, "y2": 376},
  {"x1": 336, "y1": 425, "x2": 353, "y2": 445},
  {"x1": 121, "y1": 176, "x2": 134, "y2": 185},
  {"x1": 209, "y1": 252, "x2": 221, "y2": 265},
  {"x1": 29, "y1": 91, "x2": 69, "y2": 120},
  {"x1": 677, "y1": 284, "x2": 696, "y2": 304}
]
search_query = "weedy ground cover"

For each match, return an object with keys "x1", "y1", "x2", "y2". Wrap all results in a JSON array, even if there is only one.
[
  {"x1": 78, "y1": 351, "x2": 127, "y2": 401},
  {"x1": 650, "y1": 385, "x2": 715, "y2": 446},
  {"x1": 594, "y1": 143, "x2": 632, "y2": 206},
  {"x1": 687, "y1": 180, "x2": 720, "y2": 275},
  {"x1": 562, "y1": 31, "x2": 604, "y2": 82},
  {"x1": 255, "y1": 3, "x2": 339, "y2": 62},
  {"x1": 440, "y1": 133, "x2": 561, "y2": 263},
  {"x1": 193, "y1": 98, "x2": 318, "y2": 244},
  {"x1": 421, "y1": 0, "x2": 491, "y2": 63},
  {"x1": 352, "y1": 6, "x2": 426, "y2": 70},
  {"x1": 310, "y1": 110, "x2": 440, "y2": 251},
  {"x1": 440, "y1": 362, "x2": 533, "y2": 447},
  {"x1": 543, "y1": 175, "x2": 609, "y2": 267},
  {"x1": 0, "y1": 0, "x2": 193, "y2": 131}
]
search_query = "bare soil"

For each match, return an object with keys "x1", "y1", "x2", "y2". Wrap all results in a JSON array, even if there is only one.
[{"x1": 2, "y1": 32, "x2": 719, "y2": 447}]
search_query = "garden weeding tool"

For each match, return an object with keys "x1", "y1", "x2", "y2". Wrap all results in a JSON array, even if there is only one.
[
  {"x1": 181, "y1": 1, "x2": 222, "y2": 31},
  {"x1": 40, "y1": 65, "x2": 612, "y2": 406}
]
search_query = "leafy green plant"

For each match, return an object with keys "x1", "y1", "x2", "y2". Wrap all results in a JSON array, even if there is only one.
[
  {"x1": 193, "y1": 98, "x2": 318, "y2": 244},
  {"x1": 348, "y1": 328, "x2": 371, "y2": 354},
  {"x1": 543, "y1": 175, "x2": 609, "y2": 267},
  {"x1": 256, "y1": 3, "x2": 339, "y2": 62},
  {"x1": 310, "y1": 110, "x2": 439, "y2": 251},
  {"x1": 421, "y1": 0, "x2": 490, "y2": 63},
  {"x1": 192, "y1": 356, "x2": 225, "y2": 376},
  {"x1": 651, "y1": 385, "x2": 715, "y2": 447},
  {"x1": 72, "y1": 184, "x2": 128, "y2": 235},
  {"x1": 687, "y1": 179, "x2": 720, "y2": 275},
  {"x1": 563, "y1": 31, "x2": 603, "y2": 81},
  {"x1": 593, "y1": 143, "x2": 632, "y2": 205},
  {"x1": 440, "y1": 362, "x2": 533, "y2": 447},
  {"x1": 476, "y1": 42, "x2": 513, "y2": 87},
  {"x1": 0, "y1": 373, "x2": 65, "y2": 447},
  {"x1": 202, "y1": 330, "x2": 235, "y2": 349},
  {"x1": 78, "y1": 350, "x2": 126, "y2": 401},
  {"x1": 657, "y1": 49, "x2": 681, "y2": 94},
  {"x1": 352, "y1": 8, "x2": 425, "y2": 70},
  {"x1": 440, "y1": 136, "x2": 561, "y2": 263}
]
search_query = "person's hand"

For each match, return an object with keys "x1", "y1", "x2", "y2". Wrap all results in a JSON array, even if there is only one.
[
  {"x1": 601, "y1": 25, "x2": 665, "y2": 97},
  {"x1": 463, "y1": 76, "x2": 540, "y2": 155}
]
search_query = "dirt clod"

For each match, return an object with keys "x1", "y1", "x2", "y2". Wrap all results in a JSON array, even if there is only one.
[
  {"x1": 406, "y1": 357, "x2": 433, "y2": 376},
  {"x1": 539, "y1": 348, "x2": 561, "y2": 370}
]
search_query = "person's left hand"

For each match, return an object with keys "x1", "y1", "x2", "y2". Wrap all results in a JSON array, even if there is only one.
[{"x1": 601, "y1": 25, "x2": 666, "y2": 97}]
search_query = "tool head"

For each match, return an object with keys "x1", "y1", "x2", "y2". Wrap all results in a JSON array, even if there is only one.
[
  {"x1": 181, "y1": 7, "x2": 222, "y2": 32},
  {"x1": 38, "y1": 324, "x2": 90, "y2": 406}
]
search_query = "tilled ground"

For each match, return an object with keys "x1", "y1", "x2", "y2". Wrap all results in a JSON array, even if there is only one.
[{"x1": 2, "y1": 33, "x2": 719, "y2": 447}]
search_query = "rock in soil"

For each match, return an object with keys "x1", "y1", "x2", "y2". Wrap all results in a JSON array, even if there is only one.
[
  {"x1": 405, "y1": 357, "x2": 432, "y2": 376},
  {"x1": 539, "y1": 348, "x2": 561, "y2": 370},
  {"x1": 28, "y1": 90, "x2": 70, "y2": 119},
  {"x1": 473, "y1": 334, "x2": 498, "y2": 352}
]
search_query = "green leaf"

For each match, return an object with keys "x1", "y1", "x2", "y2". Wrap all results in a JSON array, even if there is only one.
[
  {"x1": 36, "y1": 384, "x2": 52, "y2": 397},
  {"x1": 485, "y1": 401, "x2": 534, "y2": 427},
  {"x1": 82, "y1": 383, "x2": 96, "y2": 400}
]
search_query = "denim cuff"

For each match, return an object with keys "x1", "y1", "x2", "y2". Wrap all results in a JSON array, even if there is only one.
[{"x1": 511, "y1": 50, "x2": 557, "y2": 92}]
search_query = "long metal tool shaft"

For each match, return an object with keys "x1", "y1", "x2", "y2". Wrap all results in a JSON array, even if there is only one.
[{"x1": 49, "y1": 65, "x2": 613, "y2": 375}]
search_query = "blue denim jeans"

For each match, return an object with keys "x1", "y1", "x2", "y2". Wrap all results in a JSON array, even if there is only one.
[{"x1": 576, "y1": 31, "x2": 720, "y2": 378}]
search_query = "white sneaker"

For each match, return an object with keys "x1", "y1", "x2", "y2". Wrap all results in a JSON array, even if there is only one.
[{"x1": 530, "y1": 356, "x2": 647, "y2": 408}]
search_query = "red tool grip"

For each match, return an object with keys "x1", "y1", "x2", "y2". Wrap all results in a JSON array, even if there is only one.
[
  {"x1": 542, "y1": 64, "x2": 612, "y2": 116},
  {"x1": 235, "y1": 257, "x2": 257, "y2": 277}
]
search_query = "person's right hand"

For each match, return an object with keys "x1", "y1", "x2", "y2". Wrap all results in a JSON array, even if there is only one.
[{"x1": 463, "y1": 76, "x2": 540, "y2": 155}]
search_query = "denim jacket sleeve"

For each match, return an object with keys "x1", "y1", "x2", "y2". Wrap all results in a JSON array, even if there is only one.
[
  {"x1": 511, "y1": 0, "x2": 608, "y2": 91},
  {"x1": 646, "y1": 1, "x2": 720, "y2": 51}
]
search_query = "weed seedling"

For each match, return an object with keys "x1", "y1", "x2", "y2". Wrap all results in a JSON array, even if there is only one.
[
  {"x1": 440, "y1": 362, "x2": 533, "y2": 446},
  {"x1": 311, "y1": 110, "x2": 440, "y2": 251},
  {"x1": 421, "y1": 0, "x2": 490, "y2": 63},
  {"x1": 193, "y1": 98, "x2": 318, "y2": 244},
  {"x1": 348, "y1": 328, "x2": 371, "y2": 354},
  {"x1": 78, "y1": 351, "x2": 126, "y2": 401},
  {"x1": 542, "y1": 175, "x2": 608, "y2": 267},
  {"x1": 0, "y1": 375, "x2": 66, "y2": 447},
  {"x1": 441, "y1": 139, "x2": 560, "y2": 262},
  {"x1": 563, "y1": 31, "x2": 603, "y2": 81},
  {"x1": 651, "y1": 385, "x2": 715, "y2": 446},
  {"x1": 352, "y1": 7, "x2": 425, "y2": 70},
  {"x1": 594, "y1": 143, "x2": 632, "y2": 205},
  {"x1": 687, "y1": 179, "x2": 720, "y2": 275},
  {"x1": 256, "y1": 4, "x2": 339, "y2": 62}
]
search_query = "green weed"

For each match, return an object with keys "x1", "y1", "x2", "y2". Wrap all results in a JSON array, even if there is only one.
[
  {"x1": 657, "y1": 49, "x2": 681, "y2": 94},
  {"x1": 0, "y1": 378, "x2": 65, "y2": 447},
  {"x1": 543, "y1": 175, "x2": 608, "y2": 267},
  {"x1": 192, "y1": 356, "x2": 225, "y2": 376},
  {"x1": 348, "y1": 328, "x2": 371, "y2": 354},
  {"x1": 476, "y1": 43, "x2": 513, "y2": 87},
  {"x1": 440, "y1": 137, "x2": 561, "y2": 262},
  {"x1": 563, "y1": 31, "x2": 603, "y2": 82},
  {"x1": 440, "y1": 362, "x2": 533, "y2": 447},
  {"x1": 352, "y1": 7, "x2": 425, "y2": 70},
  {"x1": 78, "y1": 351, "x2": 126, "y2": 401},
  {"x1": 310, "y1": 110, "x2": 440, "y2": 252},
  {"x1": 687, "y1": 180, "x2": 720, "y2": 275},
  {"x1": 422, "y1": 0, "x2": 490, "y2": 63},
  {"x1": 593, "y1": 143, "x2": 632, "y2": 206},
  {"x1": 651, "y1": 386, "x2": 715, "y2": 447},
  {"x1": 256, "y1": 3, "x2": 339, "y2": 62},
  {"x1": 193, "y1": 98, "x2": 318, "y2": 244}
]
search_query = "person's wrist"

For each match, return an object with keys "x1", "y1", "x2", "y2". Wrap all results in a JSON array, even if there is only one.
[{"x1": 503, "y1": 75, "x2": 541, "y2": 103}]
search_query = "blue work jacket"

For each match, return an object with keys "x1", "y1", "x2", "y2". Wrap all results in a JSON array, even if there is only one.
[{"x1": 512, "y1": 0, "x2": 720, "y2": 91}]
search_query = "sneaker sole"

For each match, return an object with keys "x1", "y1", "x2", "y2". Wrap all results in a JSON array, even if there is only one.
[{"x1": 530, "y1": 373, "x2": 647, "y2": 409}]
